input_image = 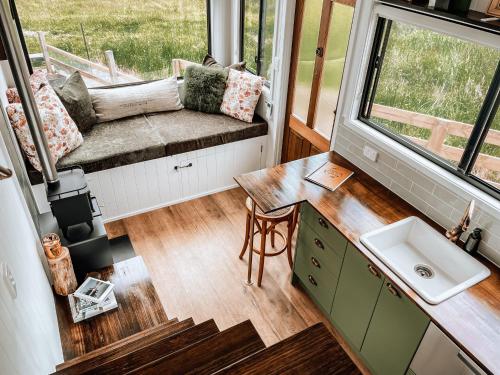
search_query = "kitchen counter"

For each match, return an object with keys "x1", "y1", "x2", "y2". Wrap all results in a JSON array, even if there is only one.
[{"x1": 235, "y1": 151, "x2": 500, "y2": 375}]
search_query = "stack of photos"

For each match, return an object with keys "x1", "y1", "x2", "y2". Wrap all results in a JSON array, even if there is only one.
[{"x1": 68, "y1": 277, "x2": 117, "y2": 323}]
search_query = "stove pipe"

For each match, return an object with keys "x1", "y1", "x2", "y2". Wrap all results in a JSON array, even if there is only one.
[{"x1": 0, "y1": 0, "x2": 59, "y2": 184}]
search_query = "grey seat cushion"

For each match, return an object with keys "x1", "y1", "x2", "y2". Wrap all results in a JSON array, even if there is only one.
[
  {"x1": 147, "y1": 109, "x2": 268, "y2": 156},
  {"x1": 56, "y1": 115, "x2": 166, "y2": 172},
  {"x1": 27, "y1": 109, "x2": 267, "y2": 179}
]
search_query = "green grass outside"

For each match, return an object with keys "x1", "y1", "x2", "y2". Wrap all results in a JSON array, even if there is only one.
[{"x1": 17, "y1": 0, "x2": 208, "y2": 80}]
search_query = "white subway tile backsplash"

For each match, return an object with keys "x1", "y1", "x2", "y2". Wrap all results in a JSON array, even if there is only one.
[{"x1": 334, "y1": 127, "x2": 500, "y2": 264}]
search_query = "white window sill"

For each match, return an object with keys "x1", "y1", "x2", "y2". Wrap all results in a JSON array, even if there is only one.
[{"x1": 339, "y1": 117, "x2": 500, "y2": 216}]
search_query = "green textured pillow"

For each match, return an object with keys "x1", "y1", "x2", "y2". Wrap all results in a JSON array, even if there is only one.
[
  {"x1": 182, "y1": 65, "x2": 228, "y2": 114},
  {"x1": 54, "y1": 71, "x2": 97, "y2": 133}
]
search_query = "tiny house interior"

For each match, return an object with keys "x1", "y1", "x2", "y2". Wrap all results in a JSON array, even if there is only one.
[{"x1": 0, "y1": 0, "x2": 499, "y2": 374}]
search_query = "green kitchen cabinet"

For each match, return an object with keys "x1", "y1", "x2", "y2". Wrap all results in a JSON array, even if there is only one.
[
  {"x1": 330, "y1": 243, "x2": 384, "y2": 350},
  {"x1": 360, "y1": 281, "x2": 430, "y2": 375}
]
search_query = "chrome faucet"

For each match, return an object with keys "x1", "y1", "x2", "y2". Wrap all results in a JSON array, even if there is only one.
[{"x1": 446, "y1": 200, "x2": 475, "y2": 243}]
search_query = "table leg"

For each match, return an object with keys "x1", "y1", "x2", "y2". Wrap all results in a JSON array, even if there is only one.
[{"x1": 246, "y1": 199, "x2": 256, "y2": 286}]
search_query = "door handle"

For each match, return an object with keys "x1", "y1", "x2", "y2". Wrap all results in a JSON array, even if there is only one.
[
  {"x1": 386, "y1": 282, "x2": 401, "y2": 298},
  {"x1": 0, "y1": 165, "x2": 13, "y2": 180}
]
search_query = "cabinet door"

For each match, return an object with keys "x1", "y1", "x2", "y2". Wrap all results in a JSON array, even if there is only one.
[
  {"x1": 360, "y1": 282, "x2": 430, "y2": 375},
  {"x1": 330, "y1": 243, "x2": 384, "y2": 350}
]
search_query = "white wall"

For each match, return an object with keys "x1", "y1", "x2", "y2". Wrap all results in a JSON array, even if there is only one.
[
  {"x1": 0, "y1": 128, "x2": 62, "y2": 374},
  {"x1": 333, "y1": 1, "x2": 500, "y2": 265}
]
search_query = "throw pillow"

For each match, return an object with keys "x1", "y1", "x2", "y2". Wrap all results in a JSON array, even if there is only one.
[
  {"x1": 89, "y1": 77, "x2": 183, "y2": 123},
  {"x1": 6, "y1": 84, "x2": 83, "y2": 171},
  {"x1": 5, "y1": 69, "x2": 50, "y2": 104},
  {"x1": 183, "y1": 65, "x2": 228, "y2": 114},
  {"x1": 220, "y1": 69, "x2": 264, "y2": 123},
  {"x1": 54, "y1": 71, "x2": 97, "y2": 133},
  {"x1": 202, "y1": 54, "x2": 246, "y2": 72}
]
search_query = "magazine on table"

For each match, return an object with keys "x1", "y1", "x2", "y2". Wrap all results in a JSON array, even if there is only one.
[
  {"x1": 74, "y1": 277, "x2": 114, "y2": 304},
  {"x1": 69, "y1": 291, "x2": 118, "y2": 323}
]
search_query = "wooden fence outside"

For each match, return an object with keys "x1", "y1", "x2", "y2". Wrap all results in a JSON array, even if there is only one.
[{"x1": 372, "y1": 104, "x2": 500, "y2": 187}]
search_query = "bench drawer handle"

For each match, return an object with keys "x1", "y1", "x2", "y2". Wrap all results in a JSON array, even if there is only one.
[
  {"x1": 308, "y1": 275, "x2": 317, "y2": 286},
  {"x1": 311, "y1": 257, "x2": 321, "y2": 268},
  {"x1": 314, "y1": 238, "x2": 324, "y2": 250},
  {"x1": 318, "y1": 217, "x2": 328, "y2": 229},
  {"x1": 174, "y1": 162, "x2": 193, "y2": 171}
]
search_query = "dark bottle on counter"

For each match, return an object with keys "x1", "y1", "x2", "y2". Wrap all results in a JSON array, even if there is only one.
[{"x1": 464, "y1": 228, "x2": 482, "y2": 254}]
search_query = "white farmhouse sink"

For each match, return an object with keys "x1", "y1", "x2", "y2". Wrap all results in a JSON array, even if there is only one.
[{"x1": 360, "y1": 217, "x2": 490, "y2": 305}]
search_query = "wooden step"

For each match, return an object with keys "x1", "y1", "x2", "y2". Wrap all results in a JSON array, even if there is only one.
[
  {"x1": 127, "y1": 320, "x2": 266, "y2": 375},
  {"x1": 84, "y1": 319, "x2": 220, "y2": 375},
  {"x1": 215, "y1": 323, "x2": 361, "y2": 375},
  {"x1": 53, "y1": 318, "x2": 193, "y2": 374}
]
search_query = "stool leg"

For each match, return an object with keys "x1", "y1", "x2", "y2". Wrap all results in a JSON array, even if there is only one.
[
  {"x1": 239, "y1": 213, "x2": 251, "y2": 260},
  {"x1": 270, "y1": 224, "x2": 276, "y2": 248},
  {"x1": 257, "y1": 220, "x2": 267, "y2": 287},
  {"x1": 286, "y1": 216, "x2": 294, "y2": 269}
]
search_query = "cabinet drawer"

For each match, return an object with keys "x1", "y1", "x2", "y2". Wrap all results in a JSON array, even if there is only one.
[
  {"x1": 301, "y1": 203, "x2": 347, "y2": 255},
  {"x1": 294, "y1": 249, "x2": 338, "y2": 313},
  {"x1": 297, "y1": 221, "x2": 344, "y2": 277}
]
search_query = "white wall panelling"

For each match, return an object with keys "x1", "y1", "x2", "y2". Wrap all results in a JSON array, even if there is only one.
[
  {"x1": 0, "y1": 131, "x2": 62, "y2": 374},
  {"x1": 33, "y1": 136, "x2": 267, "y2": 222}
]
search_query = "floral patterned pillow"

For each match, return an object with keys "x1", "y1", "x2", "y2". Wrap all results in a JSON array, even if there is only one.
[
  {"x1": 5, "y1": 69, "x2": 49, "y2": 104},
  {"x1": 6, "y1": 84, "x2": 83, "y2": 171},
  {"x1": 220, "y1": 69, "x2": 264, "y2": 123}
]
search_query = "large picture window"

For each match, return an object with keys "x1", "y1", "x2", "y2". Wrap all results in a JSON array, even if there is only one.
[
  {"x1": 240, "y1": 0, "x2": 275, "y2": 80},
  {"x1": 14, "y1": 0, "x2": 211, "y2": 87},
  {"x1": 360, "y1": 17, "x2": 500, "y2": 197}
]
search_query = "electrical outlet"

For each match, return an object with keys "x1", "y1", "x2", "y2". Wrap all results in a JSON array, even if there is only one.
[
  {"x1": 363, "y1": 145, "x2": 379, "y2": 162},
  {"x1": 1, "y1": 262, "x2": 17, "y2": 300}
]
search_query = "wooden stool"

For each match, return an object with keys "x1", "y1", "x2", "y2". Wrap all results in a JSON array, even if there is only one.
[{"x1": 240, "y1": 197, "x2": 297, "y2": 287}]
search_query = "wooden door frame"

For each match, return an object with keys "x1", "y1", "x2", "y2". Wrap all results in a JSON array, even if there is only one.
[
  {"x1": 281, "y1": 0, "x2": 356, "y2": 162},
  {"x1": 281, "y1": 0, "x2": 334, "y2": 162}
]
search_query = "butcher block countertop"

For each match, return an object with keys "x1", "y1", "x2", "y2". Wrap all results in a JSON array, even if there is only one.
[{"x1": 235, "y1": 151, "x2": 500, "y2": 375}]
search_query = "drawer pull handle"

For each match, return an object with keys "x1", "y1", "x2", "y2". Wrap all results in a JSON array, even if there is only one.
[
  {"x1": 318, "y1": 217, "x2": 328, "y2": 229},
  {"x1": 314, "y1": 238, "x2": 324, "y2": 250},
  {"x1": 367, "y1": 264, "x2": 381, "y2": 278},
  {"x1": 311, "y1": 257, "x2": 321, "y2": 268},
  {"x1": 387, "y1": 283, "x2": 401, "y2": 298},
  {"x1": 174, "y1": 162, "x2": 193, "y2": 171},
  {"x1": 308, "y1": 275, "x2": 317, "y2": 286}
]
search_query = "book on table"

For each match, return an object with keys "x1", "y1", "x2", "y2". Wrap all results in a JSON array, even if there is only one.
[{"x1": 305, "y1": 161, "x2": 354, "y2": 192}]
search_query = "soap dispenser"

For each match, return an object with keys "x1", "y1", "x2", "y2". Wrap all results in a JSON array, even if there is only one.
[{"x1": 463, "y1": 228, "x2": 482, "y2": 255}]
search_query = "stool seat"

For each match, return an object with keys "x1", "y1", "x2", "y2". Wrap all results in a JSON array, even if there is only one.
[
  {"x1": 240, "y1": 196, "x2": 298, "y2": 287},
  {"x1": 245, "y1": 197, "x2": 293, "y2": 221}
]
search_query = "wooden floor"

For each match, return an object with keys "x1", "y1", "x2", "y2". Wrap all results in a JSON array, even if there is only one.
[{"x1": 106, "y1": 187, "x2": 369, "y2": 373}]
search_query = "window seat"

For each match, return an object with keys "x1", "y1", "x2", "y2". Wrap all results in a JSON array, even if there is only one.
[{"x1": 28, "y1": 109, "x2": 268, "y2": 184}]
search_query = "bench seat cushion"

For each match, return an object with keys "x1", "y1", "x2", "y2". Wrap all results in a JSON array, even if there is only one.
[
  {"x1": 147, "y1": 109, "x2": 268, "y2": 156},
  {"x1": 56, "y1": 115, "x2": 165, "y2": 172},
  {"x1": 23, "y1": 109, "x2": 268, "y2": 182}
]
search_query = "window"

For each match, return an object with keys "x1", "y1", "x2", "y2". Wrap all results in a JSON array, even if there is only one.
[
  {"x1": 360, "y1": 18, "x2": 500, "y2": 197},
  {"x1": 240, "y1": 0, "x2": 276, "y2": 79},
  {"x1": 15, "y1": 0, "x2": 211, "y2": 87}
]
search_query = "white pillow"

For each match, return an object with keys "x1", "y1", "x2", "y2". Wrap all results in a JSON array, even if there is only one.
[{"x1": 89, "y1": 77, "x2": 183, "y2": 123}]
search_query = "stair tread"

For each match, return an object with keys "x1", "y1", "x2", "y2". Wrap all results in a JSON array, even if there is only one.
[
  {"x1": 128, "y1": 320, "x2": 266, "y2": 375},
  {"x1": 86, "y1": 319, "x2": 220, "y2": 375},
  {"x1": 53, "y1": 318, "x2": 192, "y2": 374},
  {"x1": 216, "y1": 323, "x2": 361, "y2": 375}
]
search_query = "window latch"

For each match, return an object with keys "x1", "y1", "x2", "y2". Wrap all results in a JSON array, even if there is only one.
[{"x1": 315, "y1": 47, "x2": 324, "y2": 57}]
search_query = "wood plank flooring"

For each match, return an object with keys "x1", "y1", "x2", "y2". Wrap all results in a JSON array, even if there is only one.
[{"x1": 105, "y1": 187, "x2": 369, "y2": 374}]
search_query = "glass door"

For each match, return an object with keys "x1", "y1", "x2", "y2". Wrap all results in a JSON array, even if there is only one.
[{"x1": 283, "y1": 0, "x2": 355, "y2": 161}]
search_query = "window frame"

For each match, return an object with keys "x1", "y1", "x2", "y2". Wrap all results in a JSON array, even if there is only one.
[
  {"x1": 13, "y1": 0, "x2": 213, "y2": 82},
  {"x1": 358, "y1": 16, "x2": 500, "y2": 200},
  {"x1": 239, "y1": 0, "x2": 265, "y2": 76}
]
